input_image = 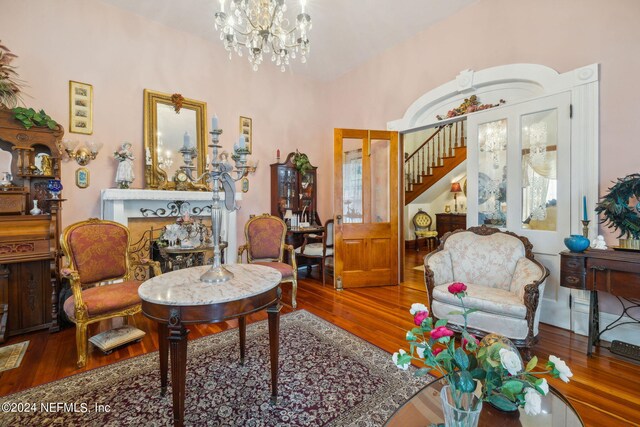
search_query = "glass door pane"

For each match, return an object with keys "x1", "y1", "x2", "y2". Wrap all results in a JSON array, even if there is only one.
[
  {"x1": 342, "y1": 138, "x2": 363, "y2": 223},
  {"x1": 478, "y1": 119, "x2": 507, "y2": 228},
  {"x1": 521, "y1": 109, "x2": 558, "y2": 231},
  {"x1": 370, "y1": 138, "x2": 390, "y2": 223}
]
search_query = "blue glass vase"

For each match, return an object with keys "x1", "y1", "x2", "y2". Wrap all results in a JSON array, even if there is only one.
[
  {"x1": 47, "y1": 179, "x2": 63, "y2": 199},
  {"x1": 564, "y1": 235, "x2": 590, "y2": 253}
]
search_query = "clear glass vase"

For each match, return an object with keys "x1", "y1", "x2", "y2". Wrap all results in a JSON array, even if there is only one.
[{"x1": 440, "y1": 385, "x2": 482, "y2": 427}]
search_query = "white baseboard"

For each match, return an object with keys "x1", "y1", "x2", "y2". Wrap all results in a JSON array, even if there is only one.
[{"x1": 571, "y1": 296, "x2": 640, "y2": 347}]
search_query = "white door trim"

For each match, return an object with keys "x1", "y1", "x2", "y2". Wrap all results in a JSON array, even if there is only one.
[{"x1": 389, "y1": 63, "x2": 600, "y2": 333}]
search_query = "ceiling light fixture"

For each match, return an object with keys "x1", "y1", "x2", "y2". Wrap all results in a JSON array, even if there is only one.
[{"x1": 214, "y1": 0, "x2": 312, "y2": 72}]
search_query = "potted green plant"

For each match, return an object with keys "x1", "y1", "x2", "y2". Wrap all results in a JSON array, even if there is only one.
[
  {"x1": 595, "y1": 173, "x2": 640, "y2": 249},
  {"x1": 0, "y1": 41, "x2": 23, "y2": 109},
  {"x1": 12, "y1": 107, "x2": 58, "y2": 130},
  {"x1": 293, "y1": 150, "x2": 312, "y2": 176}
]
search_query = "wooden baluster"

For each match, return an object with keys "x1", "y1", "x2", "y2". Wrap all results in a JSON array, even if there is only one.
[
  {"x1": 461, "y1": 120, "x2": 466, "y2": 147},
  {"x1": 422, "y1": 146, "x2": 425, "y2": 177},
  {"x1": 438, "y1": 128, "x2": 443, "y2": 166},
  {"x1": 448, "y1": 125, "x2": 452, "y2": 156}
]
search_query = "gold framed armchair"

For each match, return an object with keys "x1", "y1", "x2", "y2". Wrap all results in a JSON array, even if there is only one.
[
  {"x1": 237, "y1": 214, "x2": 298, "y2": 308},
  {"x1": 412, "y1": 209, "x2": 438, "y2": 252},
  {"x1": 60, "y1": 218, "x2": 161, "y2": 367}
]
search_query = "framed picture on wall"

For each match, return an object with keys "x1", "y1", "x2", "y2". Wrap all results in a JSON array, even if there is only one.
[
  {"x1": 239, "y1": 116, "x2": 252, "y2": 153},
  {"x1": 69, "y1": 80, "x2": 93, "y2": 134},
  {"x1": 75, "y1": 167, "x2": 89, "y2": 188}
]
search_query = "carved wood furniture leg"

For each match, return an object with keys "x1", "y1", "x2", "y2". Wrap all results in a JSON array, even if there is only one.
[
  {"x1": 0, "y1": 265, "x2": 8, "y2": 344},
  {"x1": 587, "y1": 290, "x2": 597, "y2": 356},
  {"x1": 267, "y1": 301, "x2": 282, "y2": 404},
  {"x1": 168, "y1": 314, "x2": 189, "y2": 427},
  {"x1": 158, "y1": 322, "x2": 169, "y2": 396},
  {"x1": 239, "y1": 315, "x2": 246, "y2": 365}
]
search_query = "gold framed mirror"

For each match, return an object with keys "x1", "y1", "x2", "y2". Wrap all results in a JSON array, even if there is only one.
[{"x1": 143, "y1": 89, "x2": 208, "y2": 190}]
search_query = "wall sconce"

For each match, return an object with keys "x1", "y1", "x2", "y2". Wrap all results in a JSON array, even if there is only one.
[{"x1": 62, "y1": 139, "x2": 103, "y2": 166}]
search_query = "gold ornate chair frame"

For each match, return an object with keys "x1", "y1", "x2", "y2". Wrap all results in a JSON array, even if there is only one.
[
  {"x1": 60, "y1": 218, "x2": 161, "y2": 367},
  {"x1": 237, "y1": 214, "x2": 298, "y2": 308}
]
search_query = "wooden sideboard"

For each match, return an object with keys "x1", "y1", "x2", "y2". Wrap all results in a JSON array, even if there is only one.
[
  {"x1": 0, "y1": 109, "x2": 64, "y2": 342},
  {"x1": 560, "y1": 249, "x2": 640, "y2": 355},
  {"x1": 435, "y1": 213, "x2": 467, "y2": 238}
]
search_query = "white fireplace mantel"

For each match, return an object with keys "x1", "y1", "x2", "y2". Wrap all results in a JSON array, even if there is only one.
[{"x1": 100, "y1": 188, "x2": 240, "y2": 264}]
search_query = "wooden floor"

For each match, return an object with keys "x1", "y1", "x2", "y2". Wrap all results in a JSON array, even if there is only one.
[{"x1": 1, "y1": 251, "x2": 639, "y2": 426}]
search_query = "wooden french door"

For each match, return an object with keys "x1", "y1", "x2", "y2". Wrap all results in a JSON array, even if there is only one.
[{"x1": 333, "y1": 129, "x2": 399, "y2": 288}]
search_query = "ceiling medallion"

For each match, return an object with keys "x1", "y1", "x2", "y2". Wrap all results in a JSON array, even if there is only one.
[{"x1": 214, "y1": 0, "x2": 312, "y2": 72}]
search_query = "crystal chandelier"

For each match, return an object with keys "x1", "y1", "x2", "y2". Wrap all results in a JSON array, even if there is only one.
[{"x1": 214, "y1": 0, "x2": 312, "y2": 72}]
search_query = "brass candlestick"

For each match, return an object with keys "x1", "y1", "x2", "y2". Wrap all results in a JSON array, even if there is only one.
[{"x1": 581, "y1": 220, "x2": 590, "y2": 239}]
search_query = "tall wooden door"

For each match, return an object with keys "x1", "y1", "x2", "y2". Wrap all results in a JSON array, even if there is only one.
[
  {"x1": 333, "y1": 129, "x2": 399, "y2": 288},
  {"x1": 466, "y1": 92, "x2": 572, "y2": 328}
]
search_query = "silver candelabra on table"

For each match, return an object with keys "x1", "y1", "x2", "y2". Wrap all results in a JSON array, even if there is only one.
[{"x1": 184, "y1": 127, "x2": 251, "y2": 283}]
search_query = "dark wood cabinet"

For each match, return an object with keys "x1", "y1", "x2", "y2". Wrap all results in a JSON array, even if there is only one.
[
  {"x1": 560, "y1": 249, "x2": 640, "y2": 355},
  {"x1": 435, "y1": 213, "x2": 467, "y2": 237},
  {"x1": 0, "y1": 108, "x2": 64, "y2": 342},
  {"x1": 270, "y1": 152, "x2": 319, "y2": 225}
]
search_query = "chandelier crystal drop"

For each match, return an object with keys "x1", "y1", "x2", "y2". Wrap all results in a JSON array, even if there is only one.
[{"x1": 214, "y1": 0, "x2": 312, "y2": 72}]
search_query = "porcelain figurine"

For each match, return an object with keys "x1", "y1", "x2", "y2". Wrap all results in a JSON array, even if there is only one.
[
  {"x1": 114, "y1": 142, "x2": 135, "y2": 189},
  {"x1": 591, "y1": 235, "x2": 608, "y2": 250}
]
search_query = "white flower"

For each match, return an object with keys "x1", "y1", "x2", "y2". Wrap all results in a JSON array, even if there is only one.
[
  {"x1": 538, "y1": 378, "x2": 549, "y2": 395},
  {"x1": 392, "y1": 350, "x2": 410, "y2": 370},
  {"x1": 410, "y1": 303, "x2": 429, "y2": 315},
  {"x1": 416, "y1": 346, "x2": 425, "y2": 359},
  {"x1": 499, "y1": 348, "x2": 522, "y2": 376},
  {"x1": 549, "y1": 355, "x2": 573, "y2": 382},
  {"x1": 524, "y1": 388, "x2": 542, "y2": 416}
]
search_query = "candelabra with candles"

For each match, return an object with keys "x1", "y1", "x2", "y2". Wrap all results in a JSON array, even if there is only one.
[{"x1": 183, "y1": 119, "x2": 251, "y2": 283}]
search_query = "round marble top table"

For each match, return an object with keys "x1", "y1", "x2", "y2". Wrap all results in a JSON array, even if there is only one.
[{"x1": 139, "y1": 264, "x2": 283, "y2": 427}]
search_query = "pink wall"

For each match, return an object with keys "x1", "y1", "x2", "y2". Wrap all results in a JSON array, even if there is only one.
[
  {"x1": 3, "y1": 0, "x2": 639, "y2": 249},
  {"x1": 0, "y1": 0, "x2": 330, "y2": 245},
  {"x1": 323, "y1": 0, "x2": 640, "y2": 246}
]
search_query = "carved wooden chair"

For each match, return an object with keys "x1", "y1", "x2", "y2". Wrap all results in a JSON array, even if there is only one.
[
  {"x1": 424, "y1": 226, "x2": 549, "y2": 349},
  {"x1": 60, "y1": 218, "x2": 161, "y2": 367},
  {"x1": 295, "y1": 219, "x2": 334, "y2": 284},
  {"x1": 412, "y1": 209, "x2": 438, "y2": 252},
  {"x1": 237, "y1": 214, "x2": 298, "y2": 308}
]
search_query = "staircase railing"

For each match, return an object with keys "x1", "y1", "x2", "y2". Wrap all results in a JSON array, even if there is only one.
[{"x1": 404, "y1": 119, "x2": 466, "y2": 192}]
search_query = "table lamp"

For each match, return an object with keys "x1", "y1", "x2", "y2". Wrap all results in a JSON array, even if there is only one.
[
  {"x1": 284, "y1": 209, "x2": 293, "y2": 228},
  {"x1": 450, "y1": 182, "x2": 462, "y2": 213}
]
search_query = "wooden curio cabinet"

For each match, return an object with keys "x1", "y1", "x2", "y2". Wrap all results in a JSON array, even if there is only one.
[
  {"x1": 270, "y1": 152, "x2": 319, "y2": 224},
  {"x1": 0, "y1": 108, "x2": 64, "y2": 342}
]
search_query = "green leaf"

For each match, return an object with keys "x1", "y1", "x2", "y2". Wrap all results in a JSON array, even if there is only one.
[
  {"x1": 438, "y1": 336, "x2": 451, "y2": 344},
  {"x1": 434, "y1": 319, "x2": 448, "y2": 328},
  {"x1": 458, "y1": 370, "x2": 476, "y2": 393},
  {"x1": 488, "y1": 394, "x2": 518, "y2": 412},
  {"x1": 448, "y1": 310, "x2": 464, "y2": 316},
  {"x1": 454, "y1": 347, "x2": 469, "y2": 370},
  {"x1": 485, "y1": 370, "x2": 502, "y2": 394},
  {"x1": 502, "y1": 380, "x2": 524, "y2": 396},
  {"x1": 525, "y1": 356, "x2": 538, "y2": 372},
  {"x1": 464, "y1": 308, "x2": 479, "y2": 315},
  {"x1": 436, "y1": 350, "x2": 453, "y2": 363},
  {"x1": 470, "y1": 367, "x2": 486, "y2": 380}
]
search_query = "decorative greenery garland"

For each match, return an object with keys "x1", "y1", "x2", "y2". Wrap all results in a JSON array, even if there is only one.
[
  {"x1": 293, "y1": 150, "x2": 312, "y2": 175},
  {"x1": 595, "y1": 173, "x2": 640, "y2": 239}
]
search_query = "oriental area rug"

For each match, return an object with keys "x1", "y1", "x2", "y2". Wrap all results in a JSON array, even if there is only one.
[{"x1": 0, "y1": 310, "x2": 430, "y2": 426}]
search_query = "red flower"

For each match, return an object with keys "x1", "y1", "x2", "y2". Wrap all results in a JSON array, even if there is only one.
[
  {"x1": 431, "y1": 326, "x2": 454, "y2": 340},
  {"x1": 433, "y1": 347, "x2": 443, "y2": 356},
  {"x1": 448, "y1": 282, "x2": 467, "y2": 295},
  {"x1": 414, "y1": 311, "x2": 429, "y2": 326}
]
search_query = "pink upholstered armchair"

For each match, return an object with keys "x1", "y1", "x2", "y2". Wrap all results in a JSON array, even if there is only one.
[
  {"x1": 237, "y1": 214, "x2": 298, "y2": 308},
  {"x1": 424, "y1": 226, "x2": 549, "y2": 349},
  {"x1": 60, "y1": 218, "x2": 161, "y2": 367}
]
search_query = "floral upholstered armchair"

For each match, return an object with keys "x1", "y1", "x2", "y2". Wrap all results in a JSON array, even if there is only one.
[
  {"x1": 238, "y1": 214, "x2": 298, "y2": 308},
  {"x1": 424, "y1": 226, "x2": 549, "y2": 349},
  {"x1": 60, "y1": 218, "x2": 161, "y2": 367}
]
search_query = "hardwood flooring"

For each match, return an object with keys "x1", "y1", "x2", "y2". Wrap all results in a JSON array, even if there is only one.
[{"x1": 1, "y1": 251, "x2": 639, "y2": 426}]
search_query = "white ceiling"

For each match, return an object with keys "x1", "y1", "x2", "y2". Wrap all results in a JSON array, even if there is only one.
[{"x1": 100, "y1": 0, "x2": 476, "y2": 81}]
